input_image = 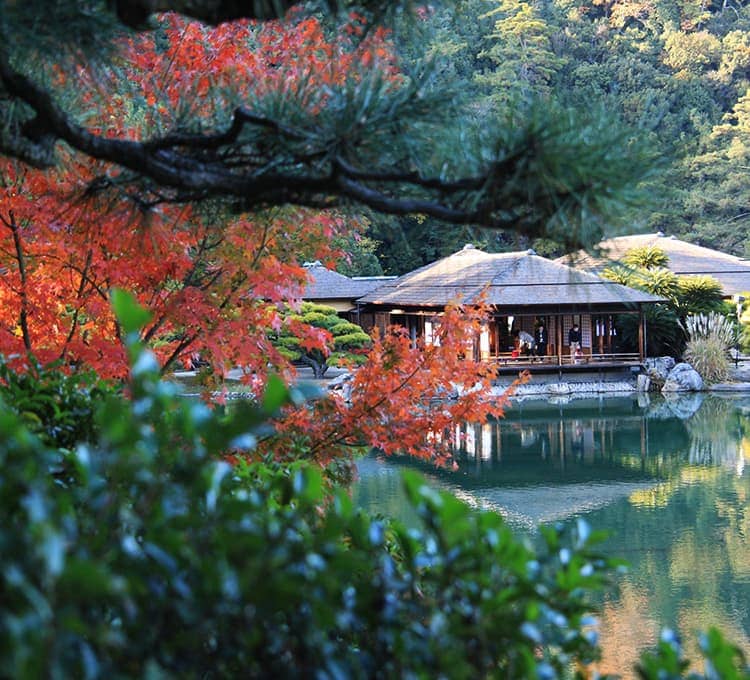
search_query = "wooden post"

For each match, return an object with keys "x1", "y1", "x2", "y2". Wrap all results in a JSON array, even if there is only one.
[
  {"x1": 495, "y1": 317, "x2": 501, "y2": 360},
  {"x1": 638, "y1": 308, "x2": 645, "y2": 360}
]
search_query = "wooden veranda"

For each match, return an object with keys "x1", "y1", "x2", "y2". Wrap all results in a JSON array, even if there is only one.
[{"x1": 355, "y1": 245, "x2": 662, "y2": 367}]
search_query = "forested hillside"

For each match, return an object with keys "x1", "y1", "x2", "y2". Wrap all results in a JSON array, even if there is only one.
[{"x1": 365, "y1": 0, "x2": 750, "y2": 274}]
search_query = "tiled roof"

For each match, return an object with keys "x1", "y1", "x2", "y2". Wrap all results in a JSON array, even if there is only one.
[
  {"x1": 559, "y1": 233, "x2": 750, "y2": 296},
  {"x1": 303, "y1": 263, "x2": 393, "y2": 300},
  {"x1": 357, "y1": 246, "x2": 661, "y2": 307}
]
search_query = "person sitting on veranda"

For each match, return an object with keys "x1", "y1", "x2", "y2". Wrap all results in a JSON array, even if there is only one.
[{"x1": 517, "y1": 330, "x2": 534, "y2": 356}]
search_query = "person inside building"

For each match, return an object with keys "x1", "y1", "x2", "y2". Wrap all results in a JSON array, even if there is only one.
[
  {"x1": 568, "y1": 322, "x2": 581, "y2": 360},
  {"x1": 534, "y1": 321, "x2": 548, "y2": 360},
  {"x1": 517, "y1": 330, "x2": 534, "y2": 356}
]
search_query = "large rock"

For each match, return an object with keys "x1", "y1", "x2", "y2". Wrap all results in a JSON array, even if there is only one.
[
  {"x1": 662, "y1": 362, "x2": 704, "y2": 393},
  {"x1": 327, "y1": 371, "x2": 353, "y2": 402},
  {"x1": 645, "y1": 356, "x2": 676, "y2": 390}
]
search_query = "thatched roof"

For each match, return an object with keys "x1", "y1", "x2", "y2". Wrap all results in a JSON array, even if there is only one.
[
  {"x1": 357, "y1": 245, "x2": 660, "y2": 308},
  {"x1": 303, "y1": 262, "x2": 394, "y2": 300},
  {"x1": 559, "y1": 233, "x2": 750, "y2": 297}
]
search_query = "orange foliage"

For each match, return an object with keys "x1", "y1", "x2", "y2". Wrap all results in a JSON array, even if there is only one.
[
  {"x1": 0, "y1": 11, "x2": 395, "y2": 379},
  {"x1": 0, "y1": 12, "x2": 510, "y2": 464},
  {"x1": 264, "y1": 304, "x2": 523, "y2": 465},
  {"x1": 61, "y1": 12, "x2": 401, "y2": 140},
  {"x1": 0, "y1": 158, "x2": 344, "y2": 379}
]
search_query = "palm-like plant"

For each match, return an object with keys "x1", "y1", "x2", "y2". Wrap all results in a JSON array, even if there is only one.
[
  {"x1": 675, "y1": 276, "x2": 724, "y2": 317},
  {"x1": 622, "y1": 246, "x2": 669, "y2": 270},
  {"x1": 640, "y1": 268, "x2": 680, "y2": 300}
]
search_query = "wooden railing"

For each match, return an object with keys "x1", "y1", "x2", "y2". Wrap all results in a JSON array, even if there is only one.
[
  {"x1": 492, "y1": 352, "x2": 640, "y2": 367},
  {"x1": 564, "y1": 352, "x2": 640, "y2": 365}
]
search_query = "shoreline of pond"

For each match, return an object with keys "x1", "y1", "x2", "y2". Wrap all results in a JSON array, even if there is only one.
[
  {"x1": 171, "y1": 361, "x2": 750, "y2": 402},
  {"x1": 489, "y1": 376, "x2": 750, "y2": 402}
]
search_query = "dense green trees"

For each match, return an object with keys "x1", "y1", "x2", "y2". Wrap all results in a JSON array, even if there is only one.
[
  {"x1": 0, "y1": 0, "x2": 656, "y2": 256},
  {"x1": 3, "y1": 0, "x2": 748, "y2": 272},
  {"x1": 362, "y1": 0, "x2": 750, "y2": 270}
]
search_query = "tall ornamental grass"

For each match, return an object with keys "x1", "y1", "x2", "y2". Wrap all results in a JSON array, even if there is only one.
[{"x1": 682, "y1": 312, "x2": 736, "y2": 384}]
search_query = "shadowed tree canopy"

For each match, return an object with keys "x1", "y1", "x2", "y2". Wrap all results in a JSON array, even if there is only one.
[
  {"x1": 0, "y1": 0, "x2": 658, "y2": 250},
  {"x1": 114, "y1": 0, "x2": 311, "y2": 25}
]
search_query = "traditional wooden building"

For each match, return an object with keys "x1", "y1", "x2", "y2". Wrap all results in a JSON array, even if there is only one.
[
  {"x1": 302, "y1": 261, "x2": 395, "y2": 316},
  {"x1": 560, "y1": 232, "x2": 750, "y2": 299},
  {"x1": 356, "y1": 245, "x2": 662, "y2": 365}
]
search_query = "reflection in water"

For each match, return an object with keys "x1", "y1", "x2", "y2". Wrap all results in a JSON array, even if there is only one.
[{"x1": 353, "y1": 394, "x2": 750, "y2": 679}]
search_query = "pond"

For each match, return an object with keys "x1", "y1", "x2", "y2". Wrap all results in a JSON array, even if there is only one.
[{"x1": 353, "y1": 392, "x2": 750, "y2": 677}]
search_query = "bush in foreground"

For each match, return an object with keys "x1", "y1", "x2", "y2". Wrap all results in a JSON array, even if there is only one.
[
  {"x1": 0, "y1": 355, "x2": 611, "y2": 677},
  {"x1": 0, "y1": 355, "x2": 116, "y2": 450},
  {"x1": 1, "y1": 293, "x2": 748, "y2": 678}
]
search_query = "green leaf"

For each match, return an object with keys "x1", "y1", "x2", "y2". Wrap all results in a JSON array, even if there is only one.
[
  {"x1": 262, "y1": 374, "x2": 289, "y2": 413},
  {"x1": 111, "y1": 288, "x2": 152, "y2": 335}
]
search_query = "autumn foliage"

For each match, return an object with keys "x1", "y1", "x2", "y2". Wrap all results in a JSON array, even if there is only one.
[
  {"x1": 263, "y1": 303, "x2": 519, "y2": 466},
  {"x1": 61, "y1": 11, "x2": 401, "y2": 141},
  {"x1": 0, "y1": 11, "x2": 397, "y2": 379},
  {"x1": 0, "y1": 11, "x2": 509, "y2": 463},
  {"x1": 0, "y1": 158, "x2": 345, "y2": 379}
]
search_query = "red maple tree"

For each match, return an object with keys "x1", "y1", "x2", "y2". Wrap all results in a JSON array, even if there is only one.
[
  {"x1": 0, "y1": 12, "x2": 512, "y2": 462},
  {"x1": 260, "y1": 303, "x2": 523, "y2": 466},
  {"x1": 1, "y1": 12, "x2": 395, "y2": 379}
]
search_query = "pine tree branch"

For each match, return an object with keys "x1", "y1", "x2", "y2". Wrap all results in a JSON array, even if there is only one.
[
  {"x1": 0, "y1": 20, "x2": 651, "y2": 250},
  {"x1": 0, "y1": 47, "x2": 538, "y2": 230}
]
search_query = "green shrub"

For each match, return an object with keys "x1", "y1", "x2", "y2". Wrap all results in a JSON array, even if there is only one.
[
  {"x1": 615, "y1": 303, "x2": 684, "y2": 357},
  {"x1": 0, "y1": 339, "x2": 614, "y2": 677},
  {"x1": 0, "y1": 355, "x2": 116, "y2": 449},
  {"x1": 637, "y1": 628, "x2": 748, "y2": 680},
  {"x1": 739, "y1": 294, "x2": 750, "y2": 353},
  {"x1": 271, "y1": 302, "x2": 371, "y2": 378}
]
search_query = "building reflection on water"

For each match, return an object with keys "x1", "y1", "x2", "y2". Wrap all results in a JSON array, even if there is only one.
[
  {"x1": 355, "y1": 394, "x2": 750, "y2": 679},
  {"x1": 448, "y1": 395, "x2": 746, "y2": 476},
  {"x1": 390, "y1": 394, "x2": 750, "y2": 527}
]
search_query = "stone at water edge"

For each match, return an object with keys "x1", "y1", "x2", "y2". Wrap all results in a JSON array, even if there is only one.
[
  {"x1": 662, "y1": 363, "x2": 704, "y2": 393},
  {"x1": 645, "y1": 356, "x2": 675, "y2": 389},
  {"x1": 636, "y1": 374, "x2": 651, "y2": 393}
]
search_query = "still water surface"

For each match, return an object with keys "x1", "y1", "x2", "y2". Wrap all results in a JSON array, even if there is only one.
[{"x1": 353, "y1": 393, "x2": 750, "y2": 677}]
